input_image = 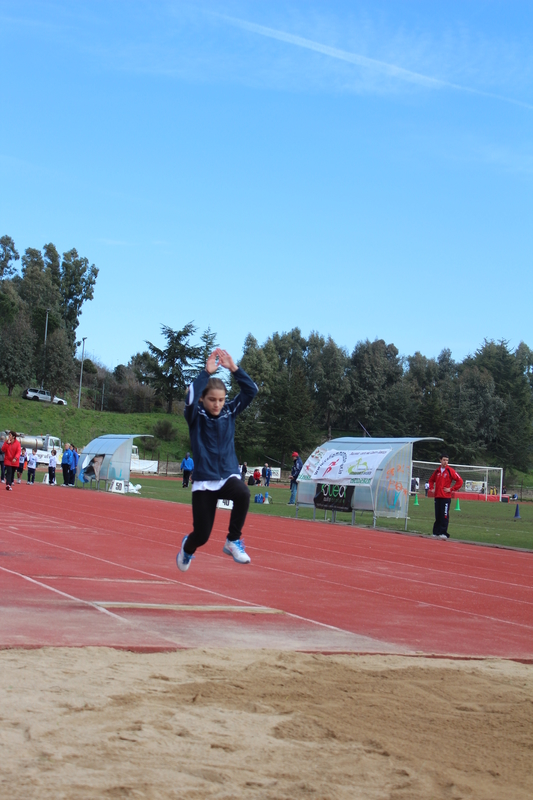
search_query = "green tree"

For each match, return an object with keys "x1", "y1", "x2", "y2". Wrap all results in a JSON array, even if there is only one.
[
  {"x1": 447, "y1": 365, "x2": 504, "y2": 463},
  {"x1": 19, "y1": 247, "x2": 62, "y2": 333},
  {"x1": 40, "y1": 328, "x2": 75, "y2": 400},
  {"x1": 146, "y1": 322, "x2": 200, "y2": 413},
  {"x1": 0, "y1": 280, "x2": 21, "y2": 326},
  {"x1": 60, "y1": 248, "x2": 99, "y2": 349},
  {"x1": 347, "y1": 339, "x2": 404, "y2": 437},
  {"x1": 129, "y1": 350, "x2": 159, "y2": 385},
  {"x1": 468, "y1": 340, "x2": 533, "y2": 474},
  {"x1": 43, "y1": 243, "x2": 61, "y2": 287},
  {"x1": 306, "y1": 332, "x2": 349, "y2": 439},
  {"x1": 194, "y1": 326, "x2": 219, "y2": 375},
  {"x1": 0, "y1": 235, "x2": 19, "y2": 280},
  {"x1": 0, "y1": 314, "x2": 36, "y2": 395},
  {"x1": 263, "y1": 366, "x2": 318, "y2": 469}
]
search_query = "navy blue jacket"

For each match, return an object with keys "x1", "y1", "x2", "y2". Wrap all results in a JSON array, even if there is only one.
[
  {"x1": 290, "y1": 456, "x2": 303, "y2": 487},
  {"x1": 184, "y1": 368, "x2": 258, "y2": 481}
]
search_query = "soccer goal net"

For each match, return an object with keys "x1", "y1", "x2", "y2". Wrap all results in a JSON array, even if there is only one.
[{"x1": 412, "y1": 461, "x2": 503, "y2": 500}]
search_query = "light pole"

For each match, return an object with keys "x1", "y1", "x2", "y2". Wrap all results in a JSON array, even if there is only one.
[
  {"x1": 41, "y1": 308, "x2": 50, "y2": 389},
  {"x1": 78, "y1": 337, "x2": 87, "y2": 409}
]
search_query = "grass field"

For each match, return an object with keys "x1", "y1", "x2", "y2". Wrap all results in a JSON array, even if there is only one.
[
  {"x1": 22, "y1": 470, "x2": 533, "y2": 551},
  {"x1": 0, "y1": 392, "x2": 191, "y2": 461},
  {"x1": 3, "y1": 388, "x2": 533, "y2": 551}
]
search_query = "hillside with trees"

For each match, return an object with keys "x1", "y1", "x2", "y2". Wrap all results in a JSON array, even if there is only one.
[{"x1": 1, "y1": 232, "x2": 531, "y2": 476}]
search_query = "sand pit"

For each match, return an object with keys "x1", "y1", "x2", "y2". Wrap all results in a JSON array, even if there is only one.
[{"x1": 1, "y1": 649, "x2": 532, "y2": 799}]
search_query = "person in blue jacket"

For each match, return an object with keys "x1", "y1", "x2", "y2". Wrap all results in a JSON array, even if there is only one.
[
  {"x1": 61, "y1": 444, "x2": 73, "y2": 486},
  {"x1": 180, "y1": 452, "x2": 194, "y2": 488},
  {"x1": 176, "y1": 349, "x2": 258, "y2": 572},
  {"x1": 70, "y1": 446, "x2": 79, "y2": 486}
]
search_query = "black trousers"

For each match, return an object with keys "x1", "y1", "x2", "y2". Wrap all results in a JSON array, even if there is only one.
[
  {"x1": 48, "y1": 467, "x2": 56, "y2": 484},
  {"x1": 184, "y1": 477, "x2": 250, "y2": 555},
  {"x1": 27, "y1": 468, "x2": 36, "y2": 483},
  {"x1": 62, "y1": 464, "x2": 70, "y2": 485},
  {"x1": 182, "y1": 469, "x2": 191, "y2": 488},
  {"x1": 5, "y1": 465, "x2": 16, "y2": 486},
  {"x1": 433, "y1": 497, "x2": 450, "y2": 537}
]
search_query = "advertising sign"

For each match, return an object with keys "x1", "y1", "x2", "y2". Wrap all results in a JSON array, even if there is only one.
[
  {"x1": 307, "y1": 449, "x2": 391, "y2": 485},
  {"x1": 314, "y1": 483, "x2": 354, "y2": 511}
]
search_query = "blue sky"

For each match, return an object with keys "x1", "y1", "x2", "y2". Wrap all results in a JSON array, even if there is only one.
[{"x1": 1, "y1": 0, "x2": 532, "y2": 369}]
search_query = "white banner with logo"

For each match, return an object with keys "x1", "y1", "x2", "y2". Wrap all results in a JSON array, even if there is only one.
[{"x1": 300, "y1": 448, "x2": 391, "y2": 486}]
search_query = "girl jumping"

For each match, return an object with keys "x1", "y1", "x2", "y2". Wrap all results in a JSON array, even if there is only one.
[{"x1": 177, "y1": 348, "x2": 258, "y2": 572}]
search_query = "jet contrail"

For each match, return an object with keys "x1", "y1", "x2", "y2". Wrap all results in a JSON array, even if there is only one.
[{"x1": 215, "y1": 13, "x2": 533, "y2": 111}]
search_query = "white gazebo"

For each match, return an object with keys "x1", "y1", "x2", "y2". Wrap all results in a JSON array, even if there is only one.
[
  {"x1": 77, "y1": 434, "x2": 152, "y2": 490},
  {"x1": 296, "y1": 436, "x2": 441, "y2": 529}
]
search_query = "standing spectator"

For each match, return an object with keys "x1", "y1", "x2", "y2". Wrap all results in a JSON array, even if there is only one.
[
  {"x1": 2, "y1": 431, "x2": 21, "y2": 491},
  {"x1": 288, "y1": 451, "x2": 303, "y2": 505},
  {"x1": 70, "y1": 446, "x2": 79, "y2": 486},
  {"x1": 428, "y1": 453, "x2": 463, "y2": 540},
  {"x1": 241, "y1": 462, "x2": 248, "y2": 482},
  {"x1": 180, "y1": 452, "x2": 194, "y2": 488},
  {"x1": 49, "y1": 449, "x2": 57, "y2": 485},
  {"x1": 0, "y1": 433, "x2": 5, "y2": 483},
  {"x1": 61, "y1": 443, "x2": 73, "y2": 486},
  {"x1": 424, "y1": 480, "x2": 430, "y2": 497},
  {"x1": 27, "y1": 448, "x2": 38, "y2": 484},
  {"x1": 16, "y1": 447, "x2": 27, "y2": 484},
  {"x1": 262, "y1": 463, "x2": 272, "y2": 487}
]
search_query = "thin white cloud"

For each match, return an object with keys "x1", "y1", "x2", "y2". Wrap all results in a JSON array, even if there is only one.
[
  {"x1": 214, "y1": 12, "x2": 533, "y2": 111},
  {"x1": 97, "y1": 238, "x2": 134, "y2": 246}
]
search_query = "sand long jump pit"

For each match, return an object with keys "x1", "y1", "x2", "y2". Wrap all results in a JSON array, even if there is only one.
[{"x1": 1, "y1": 487, "x2": 532, "y2": 798}]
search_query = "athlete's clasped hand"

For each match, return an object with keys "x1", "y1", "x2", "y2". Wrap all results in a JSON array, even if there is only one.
[{"x1": 205, "y1": 348, "x2": 238, "y2": 374}]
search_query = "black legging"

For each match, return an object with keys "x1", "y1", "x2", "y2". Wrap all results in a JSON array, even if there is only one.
[
  {"x1": 5, "y1": 465, "x2": 16, "y2": 487},
  {"x1": 184, "y1": 477, "x2": 250, "y2": 555}
]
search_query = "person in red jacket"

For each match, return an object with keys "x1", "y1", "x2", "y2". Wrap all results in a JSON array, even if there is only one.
[
  {"x1": 428, "y1": 453, "x2": 463, "y2": 539},
  {"x1": 1, "y1": 431, "x2": 21, "y2": 492}
]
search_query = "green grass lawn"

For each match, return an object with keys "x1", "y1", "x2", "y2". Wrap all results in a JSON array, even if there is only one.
[
  {"x1": 4, "y1": 388, "x2": 532, "y2": 551},
  {"x1": 0, "y1": 392, "x2": 191, "y2": 461}
]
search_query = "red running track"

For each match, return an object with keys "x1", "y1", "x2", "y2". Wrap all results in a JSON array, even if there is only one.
[{"x1": 1, "y1": 484, "x2": 532, "y2": 658}]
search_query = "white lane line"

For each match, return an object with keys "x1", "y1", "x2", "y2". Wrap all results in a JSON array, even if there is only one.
[
  {"x1": 0, "y1": 566, "x2": 185, "y2": 649},
  {"x1": 253, "y1": 562, "x2": 533, "y2": 631},
  {"x1": 2, "y1": 528, "x2": 272, "y2": 610},
  {"x1": 0, "y1": 564, "x2": 129, "y2": 622},
  {"x1": 8, "y1": 502, "x2": 533, "y2": 593},
  {"x1": 1, "y1": 528, "x2": 378, "y2": 638},
  {"x1": 3, "y1": 529, "x2": 532, "y2": 641},
  {"x1": 8, "y1": 514, "x2": 531, "y2": 612}
]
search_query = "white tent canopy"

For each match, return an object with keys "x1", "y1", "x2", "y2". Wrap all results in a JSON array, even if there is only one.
[
  {"x1": 77, "y1": 434, "x2": 152, "y2": 487},
  {"x1": 297, "y1": 437, "x2": 441, "y2": 527}
]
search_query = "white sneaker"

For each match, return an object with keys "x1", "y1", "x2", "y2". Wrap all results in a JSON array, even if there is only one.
[
  {"x1": 439, "y1": 534, "x2": 449, "y2": 540},
  {"x1": 176, "y1": 536, "x2": 194, "y2": 572},
  {"x1": 223, "y1": 538, "x2": 251, "y2": 564},
  {"x1": 17, "y1": 479, "x2": 21, "y2": 484}
]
